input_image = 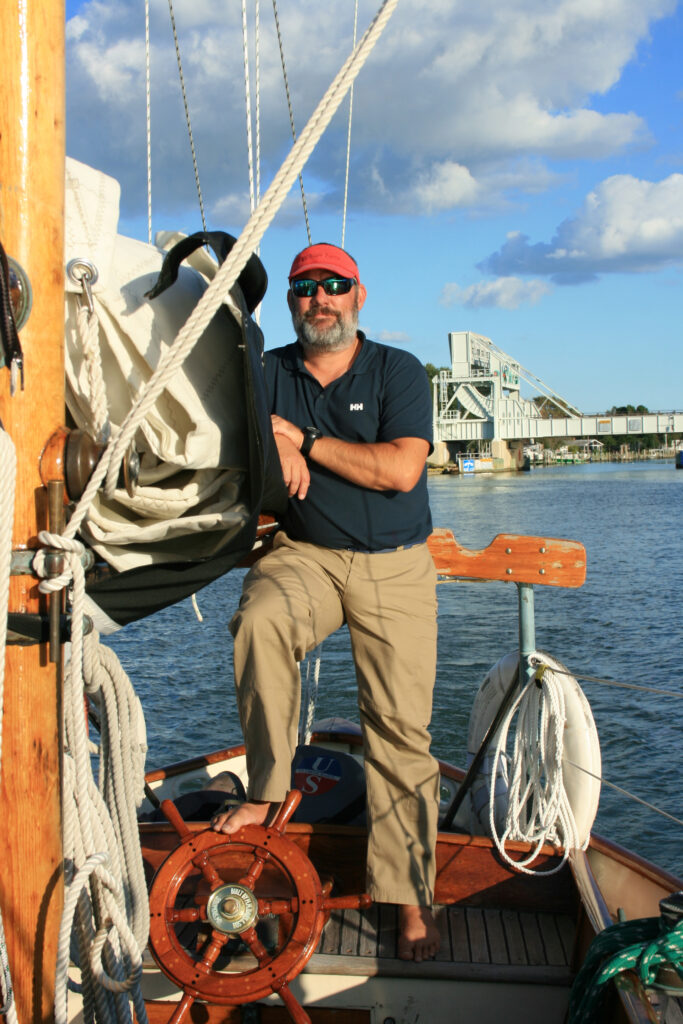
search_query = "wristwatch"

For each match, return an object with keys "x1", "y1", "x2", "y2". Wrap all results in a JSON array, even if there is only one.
[{"x1": 300, "y1": 425, "x2": 322, "y2": 457}]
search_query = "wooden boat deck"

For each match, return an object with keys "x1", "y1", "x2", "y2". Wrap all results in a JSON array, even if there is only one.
[{"x1": 306, "y1": 903, "x2": 576, "y2": 984}]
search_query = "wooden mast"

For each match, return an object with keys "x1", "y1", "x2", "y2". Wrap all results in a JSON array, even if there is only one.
[{"x1": 0, "y1": 1, "x2": 66, "y2": 1020}]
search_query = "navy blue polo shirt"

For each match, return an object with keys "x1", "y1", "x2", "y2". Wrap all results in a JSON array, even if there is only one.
[{"x1": 264, "y1": 334, "x2": 433, "y2": 550}]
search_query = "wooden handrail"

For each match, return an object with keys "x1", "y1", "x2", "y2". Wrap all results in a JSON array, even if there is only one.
[
  {"x1": 251, "y1": 519, "x2": 587, "y2": 588},
  {"x1": 427, "y1": 528, "x2": 586, "y2": 588}
]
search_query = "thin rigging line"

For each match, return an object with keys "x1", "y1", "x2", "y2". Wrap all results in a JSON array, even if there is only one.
[
  {"x1": 565, "y1": 760, "x2": 683, "y2": 828},
  {"x1": 167, "y1": 0, "x2": 207, "y2": 232},
  {"x1": 341, "y1": 0, "x2": 359, "y2": 248},
  {"x1": 272, "y1": 0, "x2": 312, "y2": 244},
  {"x1": 145, "y1": 0, "x2": 152, "y2": 244},
  {"x1": 242, "y1": 0, "x2": 256, "y2": 216}
]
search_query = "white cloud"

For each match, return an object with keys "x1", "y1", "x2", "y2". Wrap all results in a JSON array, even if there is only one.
[
  {"x1": 65, "y1": 0, "x2": 676, "y2": 223},
  {"x1": 413, "y1": 162, "x2": 480, "y2": 213},
  {"x1": 479, "y1": 174, "x2": 683, "y2": 281},
  {"x1": 441, "y1": 277, "x2": 552, "y2": 309},
  {"x1": 376, "y1": 330, "x2": 412, "y2": 343}
]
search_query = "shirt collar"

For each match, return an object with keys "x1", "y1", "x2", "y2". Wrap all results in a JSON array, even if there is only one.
[{"x1": 290, "y1": 331, "x2": 374, "y2": 377}]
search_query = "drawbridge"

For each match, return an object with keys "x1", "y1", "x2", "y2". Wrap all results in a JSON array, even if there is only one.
[{"x1": 433, "y1": 331, "x2": 682, "y2": 447}]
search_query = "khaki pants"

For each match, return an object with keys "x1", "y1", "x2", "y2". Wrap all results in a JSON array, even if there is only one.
[{"x1": 230, "y1": 532, "x2": 439, "y2": 906}]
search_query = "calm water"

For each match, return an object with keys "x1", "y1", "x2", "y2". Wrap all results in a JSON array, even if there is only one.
[{"x1": 109, "y1": 461, "x2": 682, "y2": 877}]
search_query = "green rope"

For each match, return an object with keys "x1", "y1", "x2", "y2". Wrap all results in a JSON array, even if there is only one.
[{"x1": 569, "y1": 914, "x2": 683, "y2": 1023}]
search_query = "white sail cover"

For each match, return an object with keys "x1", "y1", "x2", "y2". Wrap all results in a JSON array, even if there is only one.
[{"x1": 64, "y1": 158, "x2": 252, "y2": 572}]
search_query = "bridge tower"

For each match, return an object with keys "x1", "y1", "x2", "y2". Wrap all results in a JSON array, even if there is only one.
[{"x1": 433, "y1": 331, "x2": 581, "y2": 464}]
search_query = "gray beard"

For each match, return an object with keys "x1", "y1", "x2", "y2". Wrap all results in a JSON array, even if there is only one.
[{"x1": 292, "y1": 303, "x2": 359, "y2": 354}]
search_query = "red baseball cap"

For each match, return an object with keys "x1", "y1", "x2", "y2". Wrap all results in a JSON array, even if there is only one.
[{"x1": 288, "y1": 243, "x2": 359, "y2": 282}]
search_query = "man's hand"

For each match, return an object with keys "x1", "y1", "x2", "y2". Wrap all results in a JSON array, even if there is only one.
[
  {"x1": 271, "y1": 414, "x2": 304, "y2": 450},
  {"x1": 270, "y1": 413, "x2": 429, "y2": 494},
  {"x1": 273, "y1": 433, "x2": 310, "y2": 499}
]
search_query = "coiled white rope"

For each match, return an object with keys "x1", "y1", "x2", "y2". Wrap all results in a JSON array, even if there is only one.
[
  {"x1": 488, "y1": 662, "x2": 584, "y2": 876},
  {"x1": 0, "y1": 427, "x2": 18, "y2": 1024},
  {"x1": 34, "y1": 533, "x2": 149, "y2": 1024}
]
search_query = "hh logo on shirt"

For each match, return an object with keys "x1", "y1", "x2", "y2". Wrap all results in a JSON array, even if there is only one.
[{"x1": 349, "y1": 402, "x2": 364, "y2": 411}]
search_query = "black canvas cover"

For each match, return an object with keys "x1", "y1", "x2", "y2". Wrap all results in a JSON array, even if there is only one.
[{"x1": 85, "y1": 234, "x2": 286, "y2": 627}]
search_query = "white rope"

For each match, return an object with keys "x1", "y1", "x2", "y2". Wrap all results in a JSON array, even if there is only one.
[
  {"x1": 191, "y1": 592, "x2": 203, "y2": 622},
  {"x1": 76, "y1": 305, "x2": 109, "y2": 442},
  {"x1": 144, "y1": 0, "x2": 152, "y2": 245},
  {"x1": 167, "y1": 0, "x2": 207, "y2": 232},
  {"x1": 0, "y1": 427, "x2": 18, "y2": 1024},
  {"x1": 253, "y1": 0, "x2": 263, "y2": 325},
  {"x1": 299, "y1": 644, "x2": 323, "y2": 746},
  {"x1": 34, "y1": 532, "x2": 149, "y2": 1024},
  {"x1": 341, "y1": 0, "x2": 359, "y2": 248},
  {"x1": 255, "y1": 0, "x2": 261, "y2": 211},
  {"x1": 271, "y1": 0, "x2": 311, "y2": 243},
  {"x1": 487, "y1": 663, "x2": 585, "y2": 876}
]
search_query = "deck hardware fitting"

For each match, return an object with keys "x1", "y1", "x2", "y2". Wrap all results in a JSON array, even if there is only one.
[
  {"x1": 10, "y1": 548, "x2": 95, "y2": 575},
  {"x1": 66, "y1": 257, "x2": 99, "y2": 315},
  {"x1": 7, "y1": 254, "x2": 33, "y2": 331},
  {"x1": 6, "y1": 612, "x2": 93, "y2": 645}
]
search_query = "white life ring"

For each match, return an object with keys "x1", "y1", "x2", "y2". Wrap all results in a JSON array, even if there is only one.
[{"x1": 466, "y1": 650, "x2": 601, "y2": 847}]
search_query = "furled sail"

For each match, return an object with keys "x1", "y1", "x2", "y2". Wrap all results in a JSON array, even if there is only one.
[{"x1": 64, "y1": 158, "x2": 285, "y2": 627}]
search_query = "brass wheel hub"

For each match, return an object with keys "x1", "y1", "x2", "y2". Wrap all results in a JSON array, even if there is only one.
[{"x1": 206, "y1": 882, "x2": 258, "y2": 934}]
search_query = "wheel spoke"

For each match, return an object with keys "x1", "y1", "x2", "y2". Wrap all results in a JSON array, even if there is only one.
[
  {"x1": 240, "y1": 848, "x2": 270, "y2": 890},
  {"x1": 194, "y1": 929, "x2": 230, "y2": 971},
  {"x1": 276, "y1": 980, "x2": 313, "y2": 1024},
  {"x1": 269, "y1": 789, "x2": 302, "y2": 831},
  {"x1": 167, "y1": 906, "x2": 204, "y2": 923},
  {"x1": 240, "y1": 926, "x2": 271, "y2": 965},
  {"x1": 167, "y1": 992, "x2": 196, "y2": 1024},
  {"x1": 258, "y1": 897, "x2": 298, "y2": 917},
  {"x1": 193, "y1": 849, "x2": 222, "y2": 888},
  {"x1": 322, "y1": 892, "x2": 372, "y2": 912}
]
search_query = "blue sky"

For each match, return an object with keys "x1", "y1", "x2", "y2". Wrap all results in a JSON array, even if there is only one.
[{"x1": 65, "y1": 0, "x2": 682, "y2": 413}]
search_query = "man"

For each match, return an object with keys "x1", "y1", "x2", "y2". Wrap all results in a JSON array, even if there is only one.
[{"x1": 212, "y1": 243, "x2": 440, "y2": 961}]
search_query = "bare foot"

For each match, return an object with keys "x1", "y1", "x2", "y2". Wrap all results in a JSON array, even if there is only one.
[
  {"x1": 210, "y1": 799, "x2": 277, "y2": 834},
  {"x1": 397, "y1": 905, "x2": 440, "y2": 962}
]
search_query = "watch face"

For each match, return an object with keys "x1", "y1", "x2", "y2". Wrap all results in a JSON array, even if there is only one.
[{"x1": 301, "y1": 427, "x2": 321, "y2": 456}]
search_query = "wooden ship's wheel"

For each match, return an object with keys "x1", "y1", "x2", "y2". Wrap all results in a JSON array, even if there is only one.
[{"x1": 148, "y1": 790, "x2": 371, "y2": 1024}]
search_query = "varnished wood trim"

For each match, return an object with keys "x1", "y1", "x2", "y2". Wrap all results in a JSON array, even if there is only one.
[{"x1": 427, "y1": 529, "x2": 586, "y2": 588}]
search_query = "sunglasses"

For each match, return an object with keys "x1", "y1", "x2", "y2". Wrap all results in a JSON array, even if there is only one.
[{"x1": 290, "y1": 277, "x2": 356, "y2": 298}]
